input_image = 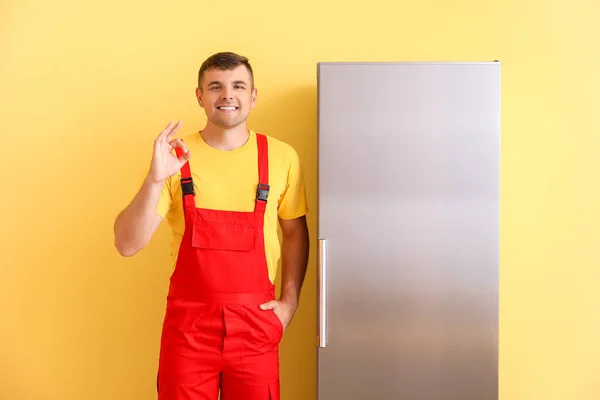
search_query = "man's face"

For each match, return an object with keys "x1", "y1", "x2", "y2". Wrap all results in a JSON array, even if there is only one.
[{"x1": 196, "y1": 65, "x2": 257, "y2": 129}]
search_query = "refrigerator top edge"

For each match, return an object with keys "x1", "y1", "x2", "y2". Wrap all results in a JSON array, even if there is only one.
[{"x1": 317, "y1": 61, "x2": 501, "y2": 66}]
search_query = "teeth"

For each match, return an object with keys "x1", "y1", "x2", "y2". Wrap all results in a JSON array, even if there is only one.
[{"x1": 219, "y1": 106, "x2": 236, "y2": 110}]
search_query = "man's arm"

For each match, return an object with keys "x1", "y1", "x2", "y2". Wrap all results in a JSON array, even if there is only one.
[
  {"x1": 113, "y1": 176, "x2": 165, "y2": 257},
  {"x1": 259, "y1": 143, "x2": 309, "y2": 329},
  {"x1": 279, "y1": 215, "x2": 310, "y2": 310},
  {"x1": 113, "y1": 120, "x2": 190, "y2": 257},
  {"x1": 259, "y1": 215, "x2": 309, "y2": 329}
]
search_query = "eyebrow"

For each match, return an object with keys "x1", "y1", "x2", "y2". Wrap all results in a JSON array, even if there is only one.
[{"x1": 207, "y1": 80, "x2": 248, "y2": 87}]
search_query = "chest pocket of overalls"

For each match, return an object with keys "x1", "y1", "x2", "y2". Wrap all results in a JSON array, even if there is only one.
[{"x1": 191, "y1": 221, "x2": 256, "y2": 252}]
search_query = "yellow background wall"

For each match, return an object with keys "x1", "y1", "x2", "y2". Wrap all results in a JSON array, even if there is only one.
[{"x1": 1, "y1": 0, "x2": 598, "y2": 399}]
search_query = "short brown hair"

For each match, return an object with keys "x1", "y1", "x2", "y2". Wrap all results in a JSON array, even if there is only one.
[{"x1": 197, "y1": 52, "x2": 254, "y2": 89}]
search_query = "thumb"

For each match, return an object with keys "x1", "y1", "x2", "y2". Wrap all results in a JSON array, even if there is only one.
[
  {"x1": 259, "y1": 300, "x2": 277, "y2": 310},
  {"x1": 178, "y1": 149, "x2": 192, "y2": 164}
]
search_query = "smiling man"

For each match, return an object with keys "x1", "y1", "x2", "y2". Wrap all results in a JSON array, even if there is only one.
[{"x1": 113, "y1": 52, "x2": 310, "y2": 400}]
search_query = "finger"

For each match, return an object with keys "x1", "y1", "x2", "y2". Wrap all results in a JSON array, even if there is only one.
[
  {"x1": 169, "y1": 138, "x2": 188, "y2": 154},
  {"x1": 177, "y1": 149, "x2": 192, "y2": 164},
  {"x1": 166, "y1": 120, "x2": 182, "y2": 141},
  {"x1": 156, "y1": 121, "x2": 174, "y2": 143},
  {"x1": 259, "y1": 300, "x2": 277, "y2": 310}
]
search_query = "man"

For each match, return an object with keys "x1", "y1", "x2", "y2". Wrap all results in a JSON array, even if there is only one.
[{"x1": 113, "y1": 52, "x2": 310, "y2": 400}]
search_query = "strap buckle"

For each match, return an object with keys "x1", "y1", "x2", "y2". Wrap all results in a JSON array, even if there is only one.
[
  {"x1": 256, "y1": 183, "x2": 270, "y2": 202},
  {"x1": 181, "y1": 177, "x2": 195, "y2": 196}
]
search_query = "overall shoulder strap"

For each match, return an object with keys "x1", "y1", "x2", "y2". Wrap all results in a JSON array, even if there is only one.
[
  {"x1": 254, "y1": 133, "x2": 269, "y2": 213},
  {"x1": 175, "y1": 142, "x2": 195, "y2": 210}
]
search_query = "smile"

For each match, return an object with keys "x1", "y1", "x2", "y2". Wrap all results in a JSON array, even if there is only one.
[{"x1": 217, "y1": 106, "x2": 238, "y2": 111}]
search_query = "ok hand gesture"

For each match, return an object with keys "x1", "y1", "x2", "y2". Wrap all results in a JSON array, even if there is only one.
[{"x1": 149, "y1": 121, "x2": 191, "y2": 183}]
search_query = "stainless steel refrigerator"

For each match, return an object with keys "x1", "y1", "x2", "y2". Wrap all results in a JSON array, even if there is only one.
[{"x1": 316, "y1": 62, "x2": 500, "y2": 399}]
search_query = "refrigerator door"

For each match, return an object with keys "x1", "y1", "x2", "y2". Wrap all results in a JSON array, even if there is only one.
[{"x1": 317, "y1": 62, "x2": 500, "y2": 400}]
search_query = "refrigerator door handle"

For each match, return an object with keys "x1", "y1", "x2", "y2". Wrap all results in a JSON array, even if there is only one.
[{"x1": 318, "y1": 238, "x2": 327, "y2": 348}]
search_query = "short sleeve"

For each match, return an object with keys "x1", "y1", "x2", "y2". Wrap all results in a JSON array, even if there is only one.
[{"x1": 277, "y1": 148, "x2": 309, "y2": 220}]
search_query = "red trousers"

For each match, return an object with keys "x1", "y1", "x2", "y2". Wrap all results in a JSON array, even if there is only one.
[{"x1": 157, "y1": 292, "x2": 283, "y2": 399}]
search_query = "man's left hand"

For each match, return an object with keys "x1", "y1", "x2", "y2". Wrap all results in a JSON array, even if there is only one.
[{"x1": 259, "y1": 299, "x2": 297, "y2": 332}]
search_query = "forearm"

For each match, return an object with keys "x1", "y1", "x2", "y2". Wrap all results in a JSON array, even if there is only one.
[
  {"x1": 114, "y1": 175, "x2": 164, "y2": 256},
  {"x1": 279, "y1": 220, "x2": 310, "y2": 308}
]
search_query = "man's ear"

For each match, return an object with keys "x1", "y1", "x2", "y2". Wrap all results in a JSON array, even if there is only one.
[
  {"x1": 196, "y1": 87, "x2": 204, "y2": 108},
  {"x1": 250, "y1": 87, "x2": 258, "y2": 109}
]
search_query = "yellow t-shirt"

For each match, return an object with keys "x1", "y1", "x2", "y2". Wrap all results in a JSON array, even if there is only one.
[{"x1": 156, "y1": 130, "x2": 308, "y2": 283}]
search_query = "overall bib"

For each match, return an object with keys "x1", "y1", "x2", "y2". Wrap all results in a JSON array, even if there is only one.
[{"x1": 157, "y1": 133, "x2": 283, "y2": 400}]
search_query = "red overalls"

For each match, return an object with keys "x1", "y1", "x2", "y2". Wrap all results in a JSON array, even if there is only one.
[{"x1": 157, "y1": 133, "x2": 283, "y2": 400}]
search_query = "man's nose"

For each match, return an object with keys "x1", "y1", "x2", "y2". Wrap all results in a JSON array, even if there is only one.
[{"x1": 221, "y1": 87, "x2": 233, "y2": 99}]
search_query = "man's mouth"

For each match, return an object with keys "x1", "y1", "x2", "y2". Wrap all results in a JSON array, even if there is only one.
[{"x1": 217, "y1": 106, "x2": 238, "y2": 111}]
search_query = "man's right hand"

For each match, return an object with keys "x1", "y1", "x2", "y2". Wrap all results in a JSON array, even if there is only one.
[{"x1": 149, "y1": 120, "x2": 192, "y2": 183}]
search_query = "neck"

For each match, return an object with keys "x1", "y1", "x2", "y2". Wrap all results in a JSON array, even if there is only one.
[{"x1": 200, "y1": 123, "x2": 250, "y2": 151}]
